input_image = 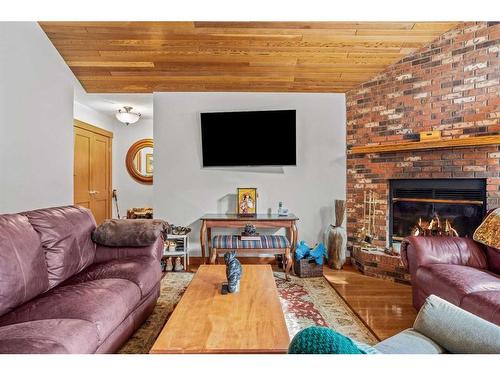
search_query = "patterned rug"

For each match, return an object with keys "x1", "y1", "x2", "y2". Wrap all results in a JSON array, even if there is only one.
[{"x1": 119, "y1": 271, "x2": 377, "y2": 353}]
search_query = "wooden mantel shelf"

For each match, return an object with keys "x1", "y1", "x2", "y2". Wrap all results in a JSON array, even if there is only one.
[{"x1": 351, "y1": 135, "x2": 500, "y2": 155}]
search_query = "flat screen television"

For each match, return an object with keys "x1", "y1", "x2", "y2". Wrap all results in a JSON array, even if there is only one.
[{"x1": 200, "y1": 109, "x2": 296, "y2": 167}]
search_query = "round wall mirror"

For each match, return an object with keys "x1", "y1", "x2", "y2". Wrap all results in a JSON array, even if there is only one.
[{"x1": 126, "y1": 138, "x2": 153, "y2": 185}]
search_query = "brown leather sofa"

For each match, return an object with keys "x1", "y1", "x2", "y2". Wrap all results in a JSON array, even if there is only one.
[
  {"x1": 0, "y1": 206, "x2": 164, "y2": 353},
  {"x1": 402, "y1": 235, "x2": 500, "y2": 326}
]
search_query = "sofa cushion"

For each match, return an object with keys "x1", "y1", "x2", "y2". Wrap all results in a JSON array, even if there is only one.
[
  {"x1": 62, "y1": 256, "x2": 161, "y2": 297},
  {"x1": 0, "y1": 279, "x2": 141, "y2": 344},
  {"x1": 374, "y1": 328, "x2": 446, "y2": 354},
  {"x1": 460, "y1": 290, "x2": 500, "y2": 326},
  {"x1": 24, "y1": 206, "x2": 97, "y2": 288},
  {"x1": 416, "y1": 264, "x2": 500, "y2": 305},
  {"x1": 0, "y1": 319, "x2": 99, "y2": 354},
  {"x1": 0, "y1": 214, "x2": 49, "y2": 316},
  {"x1": 93, "y1": 237, "x2": 164, "y2": 263}
]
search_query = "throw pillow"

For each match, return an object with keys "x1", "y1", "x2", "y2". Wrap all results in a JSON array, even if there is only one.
[
  {"x1": 92, "y1": 219, "x2": 170, "y2": 247},
  {"x1": 473, "y1": 208, "x2": 500, "y2": 251},
  {"x1": 288, "y1": 326, "x2": 369, "y2": 354}
]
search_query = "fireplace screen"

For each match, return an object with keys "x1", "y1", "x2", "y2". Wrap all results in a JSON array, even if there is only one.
[{"x1": 389, "y1": 179, "x2": 486, "y2": 244}]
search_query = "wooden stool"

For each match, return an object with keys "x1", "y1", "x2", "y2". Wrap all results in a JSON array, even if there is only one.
[{"x1": 209, "y1": 235, "x2": 293, "y2": 280}]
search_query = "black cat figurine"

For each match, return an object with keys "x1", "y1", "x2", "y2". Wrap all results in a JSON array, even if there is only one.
[{"x1": 223, "y1": 250, "x2": 242, "y2": 293}]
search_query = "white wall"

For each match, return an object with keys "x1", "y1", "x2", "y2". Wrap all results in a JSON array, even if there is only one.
[
  {"x1": 74, "y1": 101, "x2": 116, "y2": 133},
  {"x1": 154, "y1": 92, "x2": 346, "y2": 255},
  {"x1": 0, "y1": 22, "x2": 74, "y2": 213},
  {"x1": 116, "y1": 119, "x2": 154, "y2": 216}
]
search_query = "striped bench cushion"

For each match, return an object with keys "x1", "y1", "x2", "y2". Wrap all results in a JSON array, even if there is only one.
[{"x1": 212, "y1": 235, "x2": 290, "y2": 249}]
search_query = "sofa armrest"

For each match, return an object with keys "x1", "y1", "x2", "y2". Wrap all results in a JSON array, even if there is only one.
[
  {"x1": 401, "y1": 236, "x2": 488, "y2": 272},
  {"x1": 93, "y1": 236, "x2": 164, "y2": 264},
  {"x1": 413, "y1": 295, "x2": 500, "y2": 354}
]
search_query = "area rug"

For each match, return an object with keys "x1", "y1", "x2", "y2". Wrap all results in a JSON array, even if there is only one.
[{"x1": 119, "y1": 271, "x2": 377, "y2": 353}]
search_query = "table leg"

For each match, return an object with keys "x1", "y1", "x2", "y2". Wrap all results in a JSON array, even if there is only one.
[
  {"x1": 284, "y1": 247, "x2": 292, "y2": 281},
  {"x1": 287, "y1": 226, "x2": 294, "y2": 253},
  {"x1": 291, "y1": 222, "x2": 298, "y2": 251},
  {"x1": 200, "y1": 220, "x2": 207, "y2": 264},
  {"x1": 207, "y1": 227, "x2": 212, "y2": 265},
  {"x1": 185, "y1": 236, "x2": 189, "y2": 272},
  {"x1": 210, "y1": 248, "x2": 217, "y2": 264}
]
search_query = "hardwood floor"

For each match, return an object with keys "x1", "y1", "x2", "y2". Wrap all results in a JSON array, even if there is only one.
[{"x1": 324, "y1": 265, "x2": 417, "y2": 341}]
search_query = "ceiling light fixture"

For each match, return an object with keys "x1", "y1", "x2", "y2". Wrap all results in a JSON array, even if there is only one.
[{"x1": 116, "y1": 106, "x2": 141, "y2": 125}]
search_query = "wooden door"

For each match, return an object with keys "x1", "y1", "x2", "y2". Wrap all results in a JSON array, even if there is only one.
[{"x1": 74, "y1": 120, "x2": 113, "y2": 224}]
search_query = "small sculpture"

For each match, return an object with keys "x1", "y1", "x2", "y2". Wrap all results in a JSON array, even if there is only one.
[
  {"x1": 278, "y1": 201, "x2": 289, "y2": 216},
  {"x1": 222, "y1": 250, "x2": 242, "y2": 294},
  {"x1": 243, "y1": 224, "x2": 257, "y2": 236}
]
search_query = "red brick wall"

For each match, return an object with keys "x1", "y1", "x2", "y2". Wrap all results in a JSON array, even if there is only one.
[{"x1": 346, "y1": 22, "x2": 500, "y2": 248}]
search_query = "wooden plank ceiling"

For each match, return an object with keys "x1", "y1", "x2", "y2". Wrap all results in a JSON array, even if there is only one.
[{"x1": 39, "y1": 22, "x2": 459, "y2": 93}]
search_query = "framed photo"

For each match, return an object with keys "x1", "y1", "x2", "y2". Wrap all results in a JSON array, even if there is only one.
[
  {"x1": 237, "y1": 188, "x2": 257, "y2": 216},
  {"x1": 146, "y1": 153, "x2": 153, "y2": 174}
]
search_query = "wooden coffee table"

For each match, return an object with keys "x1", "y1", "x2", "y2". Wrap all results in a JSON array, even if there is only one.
[{"x1": 150, "y1": 265, "x2": 290, "y2": 354}]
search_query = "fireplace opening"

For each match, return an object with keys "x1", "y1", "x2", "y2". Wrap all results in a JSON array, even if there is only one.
[{"x1": 389, "y1": 179, "x2": 486, "y2": 245}]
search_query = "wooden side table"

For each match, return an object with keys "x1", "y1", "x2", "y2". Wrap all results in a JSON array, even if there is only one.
[{"x1": 199, "y1": 213, "x2": 299, "y2": 263}]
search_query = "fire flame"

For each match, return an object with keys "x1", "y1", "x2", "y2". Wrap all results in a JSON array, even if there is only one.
[{"x1": 411, "y1": 214, "x2": 459, "y2": 237}]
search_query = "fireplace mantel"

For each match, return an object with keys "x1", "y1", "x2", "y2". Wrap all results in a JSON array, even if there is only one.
[{"x1": 351, "y1": 135, "x2": 500, "y2": 155}]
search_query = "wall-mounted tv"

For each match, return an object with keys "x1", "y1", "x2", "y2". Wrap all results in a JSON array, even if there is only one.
[{"x1": 200, "y1": 109, "x2": 296, "y2": 167}]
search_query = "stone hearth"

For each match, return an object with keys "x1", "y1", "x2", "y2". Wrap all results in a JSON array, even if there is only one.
[{"x1": 351, "y1": 245, "x2": 411, "y2": 285}]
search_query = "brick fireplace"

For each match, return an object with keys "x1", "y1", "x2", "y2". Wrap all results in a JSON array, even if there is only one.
[{"x1": 345, "y1": 22, "x2": 499, "y2": 281}]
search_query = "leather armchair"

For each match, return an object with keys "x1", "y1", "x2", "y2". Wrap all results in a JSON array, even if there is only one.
[{"x1": 401, "y1": 236, "x2": 500, "y2": 325}]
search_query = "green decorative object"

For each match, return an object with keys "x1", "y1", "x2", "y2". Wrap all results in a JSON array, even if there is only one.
[{"x1": 288, "y1": 326, "x2": 366, "y2": 354}]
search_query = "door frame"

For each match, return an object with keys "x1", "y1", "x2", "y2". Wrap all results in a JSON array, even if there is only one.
[{"x1": 74, "y1": 119, "x2": 113, "y2": 220}]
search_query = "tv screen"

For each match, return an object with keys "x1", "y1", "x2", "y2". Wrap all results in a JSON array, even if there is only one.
[{"x1": 201, "y1": 109, "x2": 296, "y2": 167}]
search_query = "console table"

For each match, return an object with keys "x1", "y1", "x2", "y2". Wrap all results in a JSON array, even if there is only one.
[{"x1": 199, "y1": 213, "x2": 299, "y2": 263}]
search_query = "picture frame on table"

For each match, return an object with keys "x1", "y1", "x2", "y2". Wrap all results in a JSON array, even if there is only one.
[{"x1": 237, "y1": 188, "x2": 257, "y2": 216}]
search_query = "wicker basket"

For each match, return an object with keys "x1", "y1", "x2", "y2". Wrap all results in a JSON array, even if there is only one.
[{"x1": 294, "y1": 258, "x2": 323, "y2": 278}]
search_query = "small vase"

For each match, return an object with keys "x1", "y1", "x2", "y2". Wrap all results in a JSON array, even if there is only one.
[{"x1": 326, "y1": 200, "x2": 347, "y2": 270}]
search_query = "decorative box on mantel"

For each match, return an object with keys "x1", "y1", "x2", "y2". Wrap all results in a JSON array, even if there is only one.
[{"x1": 351, "y1": 245, "x2": 411, "y2": 285}]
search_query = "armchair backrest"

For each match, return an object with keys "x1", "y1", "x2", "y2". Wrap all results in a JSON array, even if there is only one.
[
  {"x1": 484, "y1": 246, "x2": 500, "y2": 274},
  {"x1": 414, "y1": 295, "x2": 500, "y2": 354},
  {"x1": 401, "y1": 236, "x2": 488, "y2": 274}
]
